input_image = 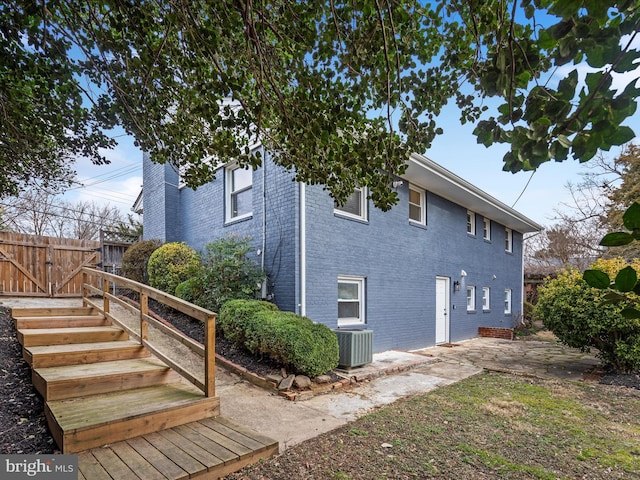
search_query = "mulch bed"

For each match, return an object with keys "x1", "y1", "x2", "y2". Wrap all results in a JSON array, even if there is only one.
[{"x1": 2, "y1": 304, "x2": 639, "y2": 455}]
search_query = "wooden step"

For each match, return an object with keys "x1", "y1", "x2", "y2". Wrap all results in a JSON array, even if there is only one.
[
  {"x1": 17, "y1": 326, "x2": 128, "y2": 347},
  {"x1": 11, "y1": 307, "x2": 98, "y2": 321},
  {"x1": 24, "y1": 340, "x2": 150, "y2": 368},
  {"x1": 45, "y1": 383, "x2": 221, "y2": 453},
  {"x1": 33, "y1": 358, "x2": 182, "y2": 401},
  {"x1": 15, "y1": 315, "x2": 109, "y2": 329}
]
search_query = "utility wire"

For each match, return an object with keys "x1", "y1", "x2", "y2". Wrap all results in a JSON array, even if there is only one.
[{"x1": 511, "y1": 170, "x2": 536, "y2": 208}]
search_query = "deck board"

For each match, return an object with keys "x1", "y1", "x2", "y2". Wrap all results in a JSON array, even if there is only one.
[
  {"x1": 79, "y1": 417, "x2": 278, "y2": 480},
  {"x1": 126, "y1": 437, "x2": 186, "y2": 480},
  {"x1": 109, "y1": 442, "x2": 167, "y2": 480}
]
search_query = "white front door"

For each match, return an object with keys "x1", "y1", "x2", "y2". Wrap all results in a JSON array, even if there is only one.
[{"x1": 435, "y1": 276, "x2": 450, "y2": 344}]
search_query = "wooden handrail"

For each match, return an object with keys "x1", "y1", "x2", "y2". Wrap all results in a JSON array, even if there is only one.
[{"x1": 80, "y1": 267, "x2": 217, "y2": 397}]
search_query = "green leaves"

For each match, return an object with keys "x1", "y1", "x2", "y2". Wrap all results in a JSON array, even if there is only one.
[{"x1": 2, "y1": 1, "x2": 640, "y2": 205}]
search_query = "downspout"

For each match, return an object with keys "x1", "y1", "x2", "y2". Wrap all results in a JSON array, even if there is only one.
[
  {"x1": 261, "y1": 151, "x2": 266, "y2": 272},
  {"x1": 300, "y1": 182, "x2": 306, "y2": 316}
]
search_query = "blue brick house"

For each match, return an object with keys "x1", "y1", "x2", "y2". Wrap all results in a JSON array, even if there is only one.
[{"x1": 142, "y1": 149, "x2": 541, "y2": 353}]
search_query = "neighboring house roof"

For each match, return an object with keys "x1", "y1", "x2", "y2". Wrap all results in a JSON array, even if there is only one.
[
  {"x1": 404, "y1": 153, "x2": 543, "y2": 233},
  {"x1": 132, "y1": 188, "x2": 143, "y2": 214}
]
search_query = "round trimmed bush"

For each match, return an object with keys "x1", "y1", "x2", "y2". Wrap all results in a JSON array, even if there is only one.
[
  {"x1": 121, "y1": 239, "x2": 162, "y2": 284},
  {"x1": 147, "y1": 242, "x2": 201, "y2": 295},
  {"x1": 175, "y1": 277, "x2": 204, "y2": 304},
  {"x1": 219, "y1": 299, "x2": 339, "y2": 377},
  {"x1": 535, "y1": 258, "x2": 640, "y2": 372}
]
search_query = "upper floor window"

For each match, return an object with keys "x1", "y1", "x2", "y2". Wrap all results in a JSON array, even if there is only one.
[
  {"x1": 483, "y1": 218, "x2": 491, "y2": 241},
  {"x1": 504, "y1": 288, "x2": 512, "y2": 314},
  {"x1": 505, "y1": 227, "x2": 513, "y2": 252},
  {"x1": 467, "y1": 286, "x2": 476, "y2": 311},
  {"x1": 334, "y1": 187, "x2": 367, "y2": 221},
  {"x1": 482, "y1": 287, "x2": 490, "y2": 310},
  {"x1": 338, "y1": 276, "x2": 365, "y2": 326},
  {"x1": 409, "y1": 185, "x2": 426, "y2": 225},
  {"x1": 226, "y1": 164, "x2": 252, "y2": 221},
  {"x1": 467, "y1": 210, "x2": 475, "y2": 235}
]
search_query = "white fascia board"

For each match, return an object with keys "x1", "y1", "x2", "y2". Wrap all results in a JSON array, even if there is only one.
[{"x1": 404, "y1": 153, "x2": 543, "y2": 234}]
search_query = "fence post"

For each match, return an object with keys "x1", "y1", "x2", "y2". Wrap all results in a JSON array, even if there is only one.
[
  {"x1": 204, "y1": 314, "x2": 216, "y2": 397},
  {"x1": 140, "y1": 292, "x2": 149, "y2": 342}
]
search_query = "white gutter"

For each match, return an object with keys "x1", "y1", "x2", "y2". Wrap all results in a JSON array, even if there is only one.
[
  {"x1": 405, "y1": 153, "x2": 543, "y2": 233},
  {"x1": 299, "y1": 182, "x2": 307, "y2": 316},
  {"x1": 261, "y1": 150, "x2": 266, "y2": 272}
]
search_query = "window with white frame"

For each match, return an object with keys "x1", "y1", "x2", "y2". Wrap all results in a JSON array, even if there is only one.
[
  {"x1": 409, "y1": 185, "x2": 426, "y2": 224},
  {"x1": 482, "y1": 287, "x2": 490, "y2": 310},
  {"x1": 467, "y1": 210, "x2": 475, "y2": 235},
  {"x1": 467, "y1": 286, "x2": 476, "y2": 311},
  {"x1": 504, "y1": 288, "x2": 512, "y2": 314},
  {"x1": 226, "y1": 164, "x2": 253, "y2": 221},
  {"x1": 483, "y1": 217, "x2": 491, "y2": 241},
  {"x1": 334, "y1": 187, "x2": 367, "y2": 221},
  {"x1": 505, "y1": 227, "x2": 513, "y2": 252},
  {"x1": 338, "y1": 276, "x2": 365, "y2": 326}
]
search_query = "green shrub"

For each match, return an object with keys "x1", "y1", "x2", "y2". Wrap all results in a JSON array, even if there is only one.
[
  {"x1": 147, "y1": 242, "x2": 201, "y2": 294},
  {"x1": 219, "y1": 299, "x2": 339, "y2": 377},
  {"x1": 121, "y1": 239, "x2": 162, "y2": 284},
  {"x1": 199, "y1": 236, "x2": 264, "y2": 311},
  {"x1": 175, "y1": 277, "x2": 204, "y2": 304},
  {"x1": 535, "y1": 258, "x2": 640, "y2": 372},
  {"x1": 219, "y1": 299, "x2": 278, "y2": 345}
]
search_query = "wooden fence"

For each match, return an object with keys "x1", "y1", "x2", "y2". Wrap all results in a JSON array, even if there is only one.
[{"x1": 0, "y1": 232, "x2": 101, "y2": 297}]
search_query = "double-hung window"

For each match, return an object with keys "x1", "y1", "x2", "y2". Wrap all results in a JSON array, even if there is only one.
[
  {"x1": 226, "y1": 164, "x2": 252, "y2": 221},
  {"x1": 483, "y1": 218, "x2": 491, "y2": 241},
  {"x1": 338, "y1": 276, "x2": 365, "y2": 326},
  {"x1": 467, "y1": 286, "x2": 476, "y2": 311},
  {"x1": 467, "y1": 210, "x2": 476, "y2": 235},
  {"x1": 482, "y1": 287, "x2": 490, "y2": 310},
  {"x1": 409, "y1": 185, "x2": 426, "y2": 225},
  {"x1": 504, "y1": 289, "x2": 512, "y2": 314},
  {"x1": 505, "y1": 227, "x2": 513, "y2": 252},
  {"x1": 334, "y1": 187, "x2": 367, "y2": 221}
]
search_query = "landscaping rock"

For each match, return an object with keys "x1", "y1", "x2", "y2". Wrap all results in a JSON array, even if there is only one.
[
  {"x1": 266, "y1": 374, "x2": 283, "y2": 385},
  {"x1": 294, "y1": 375, "x2": 312, "y2": 389},
  {"x1": 314, "y1": 374, "x2": 332, "y2": 384},
  {"x1": 278, "y1": 374, "x2": 295, "y2": 391}
]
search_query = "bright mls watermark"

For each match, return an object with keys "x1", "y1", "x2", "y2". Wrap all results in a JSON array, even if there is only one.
[{"x1": 1, "y1": 455, "x2": 77, "y2": 479}]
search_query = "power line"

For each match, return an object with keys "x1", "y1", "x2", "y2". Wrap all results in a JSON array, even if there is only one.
[{"x1": 512, "y1": 170, "x2": 536, "y2": 208}]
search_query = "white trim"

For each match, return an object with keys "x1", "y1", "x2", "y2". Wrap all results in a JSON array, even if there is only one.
[
  {"x1": 334, "y1": 187, "x2": 368, "y2": 221},
  {"x1": 483, "y1": 217, "x2": 491, "y2": 241},
  {"x1": 466, "y1": 285, "x2": 476, "y2": 311},
  {"x1": 337, "y1": 275, "x2": 365, "y2": 326},
  {"x1": 300, "y1": 182, "x2": 307, "y2": 316},
  {"x1": 505, "y1": 227, "x2": 513, "y2": 253},
  {"x1": 409, "y1": 184, "x2": 426, "y2": 225},
  {"x1": 482, "y1": 286, "x2": 490, "y2": 310},
  {"x1": 504, "y1": 288, "x2": 512, "y2": 314},
  {"x1": 466, "y1": 210, "x2": 476, "y2": 235},
  {"x1": 225, "y1": 163, "x2": 253, "y2": 222}
]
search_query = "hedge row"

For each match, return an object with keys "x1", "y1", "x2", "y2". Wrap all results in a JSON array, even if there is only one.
[{"x1": 219, "y1": 299, "x2": 339, "y2": 377}]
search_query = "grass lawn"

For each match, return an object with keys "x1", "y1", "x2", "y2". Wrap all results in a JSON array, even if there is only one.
[{"x1": 227, "y1": 372, "x2": 640, "y2": 480}]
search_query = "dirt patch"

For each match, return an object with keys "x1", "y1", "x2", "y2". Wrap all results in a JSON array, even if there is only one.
[{"x1": 0, "y1": 307, "x2": 56, "y2": 454}]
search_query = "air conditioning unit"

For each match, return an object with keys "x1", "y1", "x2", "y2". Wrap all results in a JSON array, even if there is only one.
[{"x1": 334, "y1": 329, "x2": 373, "y2": 368}]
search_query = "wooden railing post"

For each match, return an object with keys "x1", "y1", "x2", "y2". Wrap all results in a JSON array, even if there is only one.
[
  {"x1": 140, "y1": 292, "x2": 149, "y2": 342},
  {"x1": 204, "y1": 314, "x2": 216, "y2": 398},
  {"x1": 102, "y1": 276, "x2": 110, "y2": 314},
  {"x1": 82, "y1": 270, "x2": 88, "y2": 308}
]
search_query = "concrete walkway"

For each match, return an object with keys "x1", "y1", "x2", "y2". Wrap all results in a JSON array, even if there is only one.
[{"x1": 0, "y1": 297, "x2": 601, "y2": 453}]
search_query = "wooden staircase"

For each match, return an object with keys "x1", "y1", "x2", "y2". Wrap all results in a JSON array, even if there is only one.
[
  {"x1": 13, "y1": 306, "x2": 221, "y2": 454},
  {"x1": 12, "y1": 303, "x2": 278, "y2": 479}
]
